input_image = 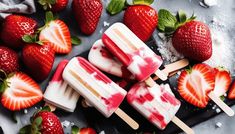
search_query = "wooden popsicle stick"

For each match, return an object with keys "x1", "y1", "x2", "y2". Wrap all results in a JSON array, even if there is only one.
[
  {"x1": 153, "y1": 59, "x2": 189, "y2": 80},
  {"x1": 154, "y1": 69, "x2": 168, "y2": 81},
  {"x1": 115, "y1": 108, "x2": 139, "y2": 130},
  {"x1": 44, "y1": 103, "x2": 56, "y2": 112},
  {"x1": 171, "y1": 116, "x2": 195, "y2": 134},
  {"x1": 145, "y1": 77, "x2": 156, "y2": 87},
  {"x1": 208, "y1": 92, "x2": 235, "y2": 116}
]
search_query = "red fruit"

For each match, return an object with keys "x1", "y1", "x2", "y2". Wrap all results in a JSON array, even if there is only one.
[
  {"x1": 39, "y1": 0, "x2": 68, "y2": 12},
  {"x1": 172, "y1": 21, "x2": 212, "y2": 62},
  {"x1": 1, "y1": 72, "x2": 43, "y2": 111},
  {"x1": 51, "y1": 0, "x2": 69, "y2": 12},
  {"x1": 34, "y1": 111, "x2": 64, "y2": 134},
  {"x1": 0, "y1": 46, "x2": 20, "y2": 74},
  {"x1": 72, "y1": 0, "x2": 103, "y2": 35},
  {"x1": 124, "y1": 5, "x2": 158, "y2": 42},
  {"x1": 213, "y1": 67, "x2": 231, "y2": 97},
  {"x1": 22, "y1": 43, "x2": 55, "y2": 81},
  {"x1": 0, "y1": 15, "x2": 37, "y2": 49},
  {"x1": 228, "y1": 81, "x2": 235, "y2": 99},
  {"x1": 79, "y1": 128, "x2": 96, "y2": 134},
  {"x1": 39, "y1": 20, "x2": 72, "y2": 54},
  {"x1": 178, "y1": 64, "x2": 215, "y2": 108}
]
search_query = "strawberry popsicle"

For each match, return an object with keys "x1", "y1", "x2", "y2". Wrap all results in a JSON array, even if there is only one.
[
  {"x1": 102, "y1": 23, "x2": 167, "y2": 83},
  {"x1": 127, "y1": 82, "x2": 194, "y2": 134},
  {"x1": 88, "y1": 39, "x2": 134, "y2": 80},
  {"x1": 44, "y1": 60, "x2": 80, "y2": 112},
  {"x1": 63, "y1": 57, "x2": 139, "y2": 129}
]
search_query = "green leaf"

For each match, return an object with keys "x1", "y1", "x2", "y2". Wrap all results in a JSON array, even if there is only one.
[
  {"x1": 220, "y1": 95, "x2": 226, "y2": 101},
  {"x1": 22, "y1": 35, "x2": 34, "y2": 43},
  {"x1": 19, "y1": 125, "x2": 32, "y2": 134},
  {"x1": 38, "y1": 0, "x2": 47, "y2": 5},
  {"x1": 107, "y1": 0, "x2": 126, "y2": 15},
  {"x1": 164, "y1": 25, "x2": 176, "y2": 34},
  {"x1": 177, "y1": 10, "x2": 187, "y2": 23},
  {"x1": 158, "y1": 9, "x2": 177, "y2": 32},
  {"x1": 34, "y1": 117, "x2": 42, "y2": 126},
  {"x1": 40, "y1": 106, "x2": 51, "y2": 112},
  {"x1": 71, "y1": 125, "x2": 80, "y2": 134},
  {"x1": 133, "y1": 0, "x2": 154, "y2": 5},
  {"x1": 71, "y1": 36, "x2": 81, "y2": 45},
  {"x1": 45, "y1": 11, "x2": 54, "y2": 23}
]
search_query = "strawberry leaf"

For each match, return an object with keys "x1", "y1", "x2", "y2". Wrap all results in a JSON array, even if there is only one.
[
  {"x1": 177, "y1": 10, "x2": 187, "y2": 23},
  {"x1": 158, "y1": 9, "x2": 177, "y2": 32},
  {"x1": 71, "y1": 36, "x2": 81, "y2": 46},
  {"x1": 107, "y1": 0, "x2": 126, "y2": 15},
  {"x1": 220, "y1": 95, "x2": 226, "y2": 101},
  {"x1": 71, "y1": 125, "x2": 80, "y2": 134},
  {"x1": 133, "y1": 0, "x2": 154, "y2": 5},
  {"x1": 40, "y1": 106, "x2": 51, "y2": 112},
  {"x1": 45, "y1": 11, "x2": 54, "y2": 23},
  {"x1": 19, "y1": 125, "x2": 32, "y2": 134},
  {"x1": 34, "y1": 117, "x2": 42, "y2": 126}
]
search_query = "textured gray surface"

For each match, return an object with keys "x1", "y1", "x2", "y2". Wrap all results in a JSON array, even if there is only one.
[{"x1": 0, "y1": 0, "x2": 235, "y2": 133}]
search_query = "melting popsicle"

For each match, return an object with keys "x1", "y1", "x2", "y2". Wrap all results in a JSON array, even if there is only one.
[
  {"x1": 127, "y1": 82, "x2": 194, "y2": 134},
  {"x1": 44, "y1": 60, "x2": 80, "y2": 112},
  {"x1": 62, "y1": 57, "x2": 139, "y2": 129},
  {"x1": 102, "y1": 23, "x2": 167, "y2": 85}
]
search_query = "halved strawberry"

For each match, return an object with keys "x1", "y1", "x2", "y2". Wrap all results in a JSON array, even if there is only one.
[
  {"x1": 0, "y1": 72, "x2": 43, "y2": 111},
  {"x1": 213, "y1": 67, "x2": 231, "y2": 97},
  {"x1": 39, "y1": 12, "x2": 71, "y2": 54},
  {"x1": 178, "y1": 64, "x2": 215, "y2": 108},
  {"x1": 72, "y1": 125, "x2": 96, "y2": 134},
  {"x1": 228, "y1": 81, "x2": 235, "y2": 99}
]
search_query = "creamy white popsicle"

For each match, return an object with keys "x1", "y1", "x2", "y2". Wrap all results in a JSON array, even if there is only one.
[
  {"x1": 127, "y1": 82, "x2": 181, "y2": 130},
  {"x1": 63, "y1": 57, "x2": 139, "y2": 129},
  {"x1": 102, "y1": 23, "x2": 166, "y2": 82},
  {"x1": 44, "y1": 60, "x2": 80, "y2": 112},
  {"x1": 88, "y1": 39, "x2": 134, "y2": 80}
]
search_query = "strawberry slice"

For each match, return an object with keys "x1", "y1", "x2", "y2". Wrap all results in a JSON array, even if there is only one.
[
  {"x1": 72, "y1": 125, "x2": 96, "y2": 134},
  {"x1": 178, "y1": 64, "x2": 215, "y2": 108},
  {"x1": 39, "y1": 12, "x2": 71, "y2": 54},
  {"x1": 1, "y1": 72, "x2": 43, "y2": 111},
  {"x1": 213, "y1": 67, "x2": 231, "y2": 97},
  {"x1": 228, "y1": 81, "x2": 235, "y2": 99}
]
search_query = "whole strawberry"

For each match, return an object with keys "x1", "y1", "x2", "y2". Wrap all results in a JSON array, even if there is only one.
[
  {"x1": 0, "y1": 46, "x2": 20, "y2": 74},
  {"x1": 72, "y1": 0, "x2": 103, "y2": 35},
  {"x1": 19, "y1": 106, "x2": 64, "y2": 134},
  {"x1": 0, "y1": 15, "x2": 37, "y2": 49},
  {"x1": 158, "y1": 9, "x2": 212, "y2": 62},
  {"x1": 124, "y1": 5, "x2": 158, "y2": 42},
  {"x1": 22, "y1": 36, "x2": 55, "y2": 81},
  {"x1": 39, "y1": 0, "x2": 69, "y2": 12},
  {"x1": 172, "y1": 21, "x2": 212, "y2": 62}
]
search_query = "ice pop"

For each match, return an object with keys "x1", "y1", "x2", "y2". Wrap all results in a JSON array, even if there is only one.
[
  {"x1": 102, "y1": 23, "x2": 167, "y2": 84},
  {"x1": 127, "y1": 82, "x2": 194, "y2": 134},
  {"x1": 88, "y1": 39, "x2": 134, "y2": 80},
  {"x1": 62, "y1": 57, "x2": 139, "y2": 129},
  {"x1": 44, "y1": 60, "x2": 80, "y2": 112}
]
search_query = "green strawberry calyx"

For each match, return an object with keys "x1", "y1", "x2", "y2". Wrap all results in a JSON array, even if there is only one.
[
  {"x1": 71, "y1": 125, "x2": 80, "y2": 134},
  {"x1": 106, "y1": 0, "x2": 154, "y2": 15},
  {"x1": 19, "y1": 106, "x2": 51, "y2": 134},
  {"x1": 158, "y1": 9, "x2": 196, "y2": 35},
  {"x1": 0, "y1": 70, "x2": 13, "y2": 93},
  {"x1": 38, "y1": 0, "x2": 56, "y2": 10}
]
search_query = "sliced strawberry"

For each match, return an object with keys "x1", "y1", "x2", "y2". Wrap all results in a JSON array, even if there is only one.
[
  {"x1": 178, "y1": 64, "x2": 215, "y2": 108},
  {"x1": 228, "y1": 81, "x2": 235, "y2": 99},
  {"x1": 1, "y1": 72, "x2": 43, "y2": 111},
  {"x1": 39, "y1": 19, "x2": 72, "y2": 54},
  {"x1": 72, "y1": 125, "x2": 96, "y2": 134},
  {"x1": 213, "y1": 67, "x2": 231, "y2": 97}
]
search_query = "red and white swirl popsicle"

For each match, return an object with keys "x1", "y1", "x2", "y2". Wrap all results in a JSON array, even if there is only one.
[
  {"x1": 44, "y1": 60, "x2": 80, "y2": 112},
  {"x1": 88, "y1": 39, "x2": 134, "y2": 80},
  {"x1": 62, "y1": 57, "x2": 139, "y2": 129},
  {"x1": 127, "y1": 82, "x2": 194, "y2": 134},
  {"x1": 102, "y1": 23, "x2": 167, "y2": 86}
]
